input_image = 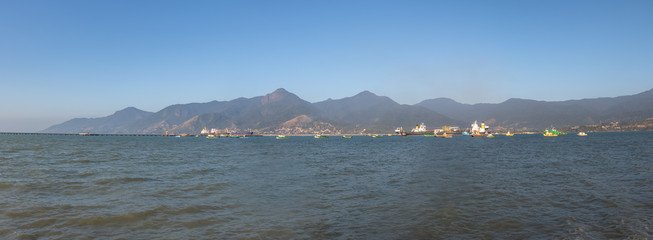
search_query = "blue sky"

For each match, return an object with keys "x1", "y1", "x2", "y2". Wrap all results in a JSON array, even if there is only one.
[{"x1": 1, "y1": 0, "x2": 652, "y2": 132}]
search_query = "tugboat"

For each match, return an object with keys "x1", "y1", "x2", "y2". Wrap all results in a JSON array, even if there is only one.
[{"x1": 395, "y1": 127, "x2": 407, "y2": 136}]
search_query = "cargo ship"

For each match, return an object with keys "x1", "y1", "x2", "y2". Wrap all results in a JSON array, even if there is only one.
[
  {"x1": 395, "y1": 123, "x2": 434, "y2": 136},
  {"x1": 202, "y1": 127, "x2": 254, "y2": 138},
  {"x1": 470, "y1": 121, "x2": 490, "y2": 137}
]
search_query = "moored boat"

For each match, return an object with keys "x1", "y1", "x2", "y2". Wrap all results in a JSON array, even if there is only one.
[
  {"x1": 342, "y1": 136, "x2": 352, "y2": 139},
  {"x1": 231, "y1": 132, "x2": 254, "y2": 137},
  {"x1": 470, "y1": 121, "x2": 490, "y2": 137},
  {"x1": 543, "y1": 129, "x2": 558, "y2": 137},
  {"x1": 577, "y1": 132, "x2": 587, "y2": 136},
  {"x1": 436, "y1": 132, "x2": 452, "y2": 138},
  {"x1": 543, "y1": 128, "x2": 565, "y2": 137},
  {"x1": 505, "y1": 131, "x2": 514, "y2": 136},
  {"x1": 405, "y1": 123, "x2": 431, "y2": 135},
  {"x1": 276, "y1": 135, "x2": 289, "y2": 139},
  {"x1": 314, "y1": 134, "x2": 330, "y2": 139}
]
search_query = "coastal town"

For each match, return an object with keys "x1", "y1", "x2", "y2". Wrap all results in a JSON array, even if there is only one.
[{"x1": 185, "y1": 118, "x2": 653, "y2": 138}]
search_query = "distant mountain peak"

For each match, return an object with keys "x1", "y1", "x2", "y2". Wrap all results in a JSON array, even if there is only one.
[
  {"x1": 110, "y1": 107, "x2": 152, "y2": 117},
  {"x1": 354, "y1": 90, "x2": 377, "y2": 97},
  {"x1": 261, "y1": 88, "x2": 301, "y2": 105},
  {"x1": 428, "y1": 97, "x2": 460, "y2": 104},
  {"x1": 115, "y1": 106, "x2": 144, "y2": 113},
  {"x1": 273, "y1": 88, "x2": 289, "y2": 94}
]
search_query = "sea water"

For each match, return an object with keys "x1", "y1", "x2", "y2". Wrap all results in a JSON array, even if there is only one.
[{"x1": 1, "y1": 132, "x2": 652, "y2": 239}]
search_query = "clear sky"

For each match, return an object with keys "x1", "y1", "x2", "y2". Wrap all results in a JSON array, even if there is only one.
[{"x1": 1, "y1": 0, "x2": 652, "y2": 132}]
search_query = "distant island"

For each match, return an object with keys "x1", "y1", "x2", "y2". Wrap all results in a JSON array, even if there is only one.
[{"x1": 41, "y1": 88, "x2": 653, "y2": 135}]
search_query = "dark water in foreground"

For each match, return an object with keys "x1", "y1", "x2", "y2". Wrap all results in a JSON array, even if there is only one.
[{"x1": 1, "y1": 133, "x2": 652, "y2": 239}]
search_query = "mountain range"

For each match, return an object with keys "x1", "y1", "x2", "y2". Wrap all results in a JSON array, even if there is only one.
[{"x1": 42, "y1": 88, "x2": 653, "y2": 134}]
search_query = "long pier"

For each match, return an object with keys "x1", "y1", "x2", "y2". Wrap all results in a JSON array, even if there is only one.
[{"x1": 0, "y1": 132, "x2": 168, "y2": 137}]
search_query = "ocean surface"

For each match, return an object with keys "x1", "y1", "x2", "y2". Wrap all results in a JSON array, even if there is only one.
[{"x1": 1, "y1": 132, "x2": 652, "y2": 239}]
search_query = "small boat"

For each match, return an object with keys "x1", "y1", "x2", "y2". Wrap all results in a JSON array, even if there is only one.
[
  {"x1": 577, "y1": 132, "x2": 587, "y2": 136},
  {"x1": 342, "y1": 136, "x2": 352, "y2": 139},
  {"x1": 372, "y1": 134, "x2": 384, "y2": 138},
  {"x1": 276, "y1": 135, "x2": 289, "y2": 139},
  {"x1": 206, "y1": 135, "x2": 219, "y2": 139},
  {"x1": 487, "y1": 134, "x2": 494, "y2": 138},
  {"x1": 423, "y1": 134, "x2": 435, "y2": 137},
  {"x1": 543, "y1": 130, "x2": 558, "y2": 137},
  {"x1": 436, "y1": 133, "x2": 452, "y2": 138},
  {"x1": 543, "y1": 128, "x2": 564, "y2": 137},
  {"x1": 314, "y1": 134, "x2": 330, "y2": 139},
  {"x1": 505, "y1": 131, "x2": 514, "y2": 136}
]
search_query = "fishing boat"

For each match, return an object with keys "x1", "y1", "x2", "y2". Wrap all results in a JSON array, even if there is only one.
[
  {"x1": 543, "y1": 129, "x2": 558, "y2": 137},
  {"x1": 577, "y1": 132, "x2": 587, "y2": 136},
  {"x1": 543, "y1": 128, "x2": 565, "y2": 137},
  {"x1": 276, "y1": 135, "x2": 289, "y2": 139},
  {"x1": 314, "y1": 134, "x2": 330, "y2": 139},
  {"x1": 231, "y1": 132, "x2": 254, "y2": 137}
]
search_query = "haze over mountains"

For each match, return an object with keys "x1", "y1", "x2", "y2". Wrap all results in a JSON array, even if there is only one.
[{"x1": 42, "y1": 88, "x2": 653, "y2": 134}]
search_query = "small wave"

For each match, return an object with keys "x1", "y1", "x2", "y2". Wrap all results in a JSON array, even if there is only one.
[
  {"x1": 171, "y1": 205, "x2": 226, "y2": 215},
  {"x1": 0, "y1": 182, "x2": 14, "y2": 190},
  {"x1": 70, "y1": 205, "x2": 168, "y2": 227},
  {"x1": 94, "y1": 177, "x2": 154, "y2": 185},
  {"x1": 613, "y1": 217, "x2": 652, "y2": 240},
  {"x1": 20, "y1": 218, "x2": 58, "y2": 229},
  {"x1": 5, "y1": 210, "x2": 33, "y2": 218}
]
